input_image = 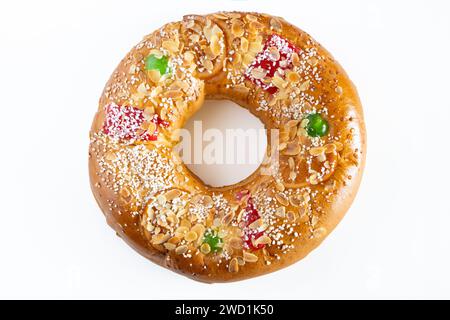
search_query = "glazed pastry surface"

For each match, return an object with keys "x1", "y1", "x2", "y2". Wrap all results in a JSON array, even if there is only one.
[{"x1": 89, "y1": 11, "x2": 366, "y2": 282}]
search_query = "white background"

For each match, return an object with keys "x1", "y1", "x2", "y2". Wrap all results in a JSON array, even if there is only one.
[{"x1": 0, "y1": 0, "x2": 449, "y2": 299}]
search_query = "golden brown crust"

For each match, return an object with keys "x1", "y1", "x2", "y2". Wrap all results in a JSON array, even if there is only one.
[{"x1": 89, "y1": 11, "x2": 366, "y2": 282}]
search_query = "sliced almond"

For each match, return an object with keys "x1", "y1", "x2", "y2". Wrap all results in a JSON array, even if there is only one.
[
  {"x1": 313, "y1": 227, "x2": 327, "y2": 238},
  {"x1": 164, "y1": 189, "x2": 181, "y2": 201},
  {"x1": 279, "y1": 59, "x2": 288, "y2": 68},
  {"x1": 137, "y1": 82, "x2": 148, "y2": 95},
  {"x1": 191, "y1": 224, "x2": 205, "y2": 238},
  {"x1": 145, "y1": 121, "x2": 157, "y2": 135},
  {"x1": 202, "y1": 59, "x2": 214, "y2": 72},
  {"x1": 287, "y1": 211, "x2": 298, "y2": 222},
  {"x1": 303, "y1": 192, "x2": 311, "y2": 203},
  {"x1": 249, "y1": 21, "x2": 263, "y2": 32},
  {"x1": 297, "y1": 127, "x2": 307, "y2": 137},
  {"x1": 248, "y1": 218, "x2": 264, "y2": 230},
  {"x1": 203, "y1": 24, "x2": 212, "y2": 41},
  {"x1": 243, "y1": 252, "x2": 259, "y2": 263},
  {"x1": 237, "y1": 257, "x2": 246, "y2": 266},
  {"x1": 270, "y1": 18, "x2": 282, "y2": 31},
  {"x1": 231, "y1": 20, "x2": 244, "y2": 37},
  {"x1": 324, "y1": 143, "x2": 337, "y2": 154},
  {"x1": 164, "y1": 243, "x2": 176, "y2": 251},
  {"x1": 237, "y1": 209, "x2": 246, "y2": 223},
  {"x1": 189, "y1": 34, "x2": 200, "y2": 43},
  {"x1": 227, "y1": 12, "x2": 241, "y2": 19},
  {"x1": 156, "y1": 194, "x2": 166, "y2": 205},
  {"x1": 147, "y1": 69, "x2": 161, "y2": 83},
  {"x1": 156, "y1": 216, "x2": 168, "y2": 227},
  {"x1": 145, "y1": 206, "x2": 155, "y2": 221},
  {"x1": 311, "y1": 215, "x2": 319, "y2": 227},
  {"x1": 251, "y1": 67, "x2": 267, "y2": 80},
  {"x1": 128, "y1": 64, "x2": 137, "y2": 74},
  {"x1": 283, "y1": 141, "x2": 301, "y2": 155},
  {"x1": 152, "y1": 233, "x2": 170, "y2": 245},
  {"x1": 180, "y1": 218, "x2": 191, "y2": 228},
  {"x1": 289, "y1": 194, "x2": 304, "y2": 207},
  {"x1": 166, "y1": 212, "x2": 178, "y2": 226},
  {"x1": 162, "y1": 40, "x2": 179, "y2": 53},
  {"x1": 222, "y1": 212, "x2": 234, "y2": 226},
  {"x1": 235, "y1": 84, "x2": 250, "y2": 95},
  {"x1": 272, "y1": 76, "x2": 286, "y2": 89},
  {"x1": 275, "y1": 193, "x2": 289, "y2": 206},
  {"x1": 334, "y1": 141, "x2": 344, "y2": 151},
  {"x1": 144, "y1": 107, "x2": 155, "y2": 120},
  {"x1": 149, "y1": 49, "x2": 163, "y2": 58},
  {"x1": 267, "y1": 46, "x2": 280, "y2": 61},
  {"x1": 160, "y1": 108, "x2": 168, "y2": 121},
  {"x1": 307, "y1": 56, "x2": 319, "y2": 67},
  {"x1": 275, "y1": 206, "x2": 286, "y2": 218},
  {"x1": 289, "y1": 171, "x2": 297, "y2": 181},
  {"x1": 254, "y1": 235, "x2": 271, "y2": 246},
  {"x1": 175, "y1": 226, "x2": 189, "y2": 236},
  {"x1": 184, "y1": 19, "x2": 195, "y2": 29},
  {"x1": 211, "y1": 24, "x2": 223, "y2": 38},
  {"x1": 240, "y1": 37, "x2": 249, "y2": 52},
  {"x1": 249, "y1": 41, "x2": 262, "y2": 54},
  {"x1": 167, "y1": 236, "x2": 181, "y2": 245},
  {"x1": 243, "y1": 53, "x2": 255, "y2": 66},
  {"x1": 300, "y1": 118, "x2": 310, "y2": 128},
  {"x1": 286, "y1": 119, "x2": 300, "y2": 128},
  {"x1": 309, "y1": 172, "x2": 319, "y2": 185},
  {"x1": 228, "y1": 258, "x2": 239, "y2": 273},
  {"x1": 183, "y1": 51, "x2": 195, "y2": 64},
  {"x1": 184, "y1": 231, "x2": 198, "y2": 242},
  {"x1": 288, "y1": 157, "x2": 295, "y2": 170},
  {"x1": 309, "y1": 146, "x2": 325, "y2": 156},
  {"x1": 210, "y1": 36, "x2": 221, "y2": 57},
  {"x1": 299, "y1": 80, "x2": 311, "y2": 91},
  {"x1": 175, "y1": 245, "x2": 188, "y2": 255},
  {"x1": 273, "y1": 183, "x2": 284, "y2": 194},
  {"x1": 245, "y1": 14, "x2": 258, "y2": 22},
  {"x1": 317, "y1": 153, "x2": 327, "y2": 162},
  {"x1": 203, "y1": 195, "x2": 214, "y2": 207},
  {"x1": 291, "y1": 52, "x2": 300, "y2": 67},
  {"x1": 213, "y1": 13, "x2": 228, "y2": 20},
  {"x1": 164, "y1": 90, "x2": 183, "y2": 99},
  {"x1": 289, "y1": 125, "x2": 298, "y2": 140}
]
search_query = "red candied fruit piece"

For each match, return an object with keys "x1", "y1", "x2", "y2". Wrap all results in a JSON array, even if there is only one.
[
  {"x1": 245, "y1": 34, "x2": 301, "y2": 94},
  {"x1": 102, "y1": 103, "x2": 168, "y2": 141},
  {"x1": 154, "y1": 115, "x2": 170, "y2": 128},
  {"x1": 245, "y1": 231, "x2": 266, "y2": 251},
  {"x1": 147, "y1": 114, "x2": 170, "y2": 141},
  {"x1": 244, "y1": 197, "x2": 260, "y2": 225},
  {"x1": 237, "y1": 192, "x2": 266, "y2": 251},
  {"x1": 236, "y1": 189, "x2": 250, "y2": 201}
]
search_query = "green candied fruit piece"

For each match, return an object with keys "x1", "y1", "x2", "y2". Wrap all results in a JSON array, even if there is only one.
[
  {"x1": 202, "y1": 230, "x2": 223, "y2": 253},
  {"x1": 145, "y1": 54, "x2": 169, "y2": 75},
  {"x1": 305, "y1": 113, "x2": 329, "y2": 137}
]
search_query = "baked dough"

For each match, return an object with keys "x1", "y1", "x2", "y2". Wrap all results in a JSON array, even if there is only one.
[{"x1": 89, "y1": 12, "x2": 366, "y2": 282}]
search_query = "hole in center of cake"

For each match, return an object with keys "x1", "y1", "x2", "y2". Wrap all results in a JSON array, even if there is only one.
[{"x1": 179, "y1": 100, "x2": 267, "y2": 188}]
